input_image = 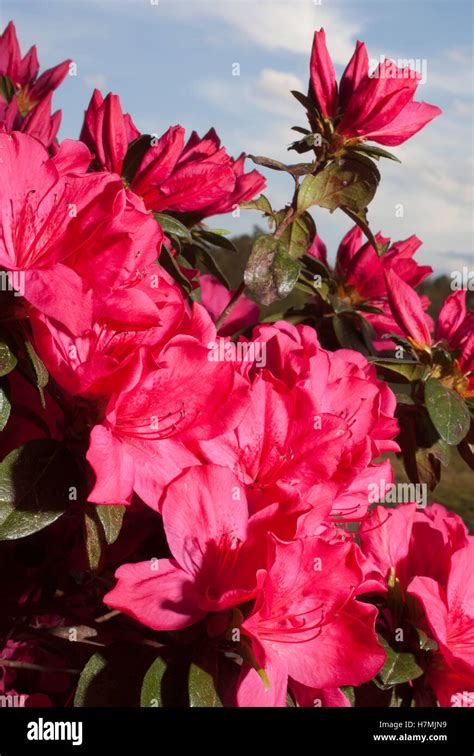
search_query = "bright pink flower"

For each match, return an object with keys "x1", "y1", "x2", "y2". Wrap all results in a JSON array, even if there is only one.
[
  {"x1": 0, "y1": 131, "x2": 164, "y2": 334},
  {"x1": 80, "y1": 89, "x2": 140, "y2": 175},
  {"x1": 309, "y1": 28, "x2": 441, "y2": 146},
  {"x1": 0, "y1": 21, "x2": 69, "y2": 145},
  {"x1": 199, "y1": 274, "x2": 259, "y2": 336},
  {"x1": 86, "y1": 311, "x2": 250, "y2": 508},
  {"x1": 436, "y1": 290, "x2": 474, "y2": 394},
  {"x1": 312, "y1": 226, "x2": 433, "y2": 348},
  {"x1": 359, "y1": 502, "x2": 469, "y2": 596},
  {"x1": 103, "y1": 465, "x2": 269, "y2": 628},
  {"x1": 384, "y1": 267, "x2": 432, "y2": 349},
  {"x1": 408, "y1": 539, "x2": 474, "y2": 706},
  {"x1": 130, "y1": 125, "x2": 265, "y2": 219},
  {"x1": 0, "y1": 91, "x2": 61, "y2": 147},
  {"x1": 237, "y1": 537, "x2": 385, "y2": 706},
  {"x1": 198, "y1": 322, "x2": 399, "y2": 524},
  {"x1": 30, "y1": 269, "x2": 185, "y2": 399}
]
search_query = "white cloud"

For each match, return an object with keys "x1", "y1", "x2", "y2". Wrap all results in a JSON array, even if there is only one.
[
  {"x1": 165, "y1": 0, "x2": 362, "y2": 64},
  {"x1": 253, "y1": 69, "x2": 305, "y2": 118}
]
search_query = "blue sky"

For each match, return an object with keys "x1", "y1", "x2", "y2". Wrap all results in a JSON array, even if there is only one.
[{"x1": 1, "y1": 0, "x2": 473, "y2": 274}]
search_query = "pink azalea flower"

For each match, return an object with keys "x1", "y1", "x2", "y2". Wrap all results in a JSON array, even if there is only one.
[
  {"x1": 359, "y1": 503, "x2": 472, "y2": 705},
  {"x1": 310, "y1": 226, "x2": 433, "y2": 348},
  {"x1": 384, "y1": 267, "x2": 433, "y2": 350},
  {"x1": 80, "y1": 91, "x2": 265, "y2": 219},
  {"x1": 103, "y1": 465, "x2": 270, "y2": 628},
  {"x1": 359, "y1": 502, "x2": 469, "y2": 595},
  {"x1": 310, "y1": 29, "x2": 441, "y2": 146},
  {"x1": 436, "y1": 290, "x2": 474, "y2": 395},
  {"x1": 236, "y1": 536, "x2": 385, "y2": 706},
  {"x1": 80, "y1": 89, "x2": 140, "y2": 175},
  {"x1": 201, "y1": 321, "x2": 399, "y2": 524},
  {"x1": 0, "y1": 131, "x2": 164, "y2": 335},
  {"x1": 86, "y1": 310, "x2": 250, "y2": 508},
  {"x1": 408, "y1": 539, "x2": 474, "y2": 706},
  {"x1": 30, "y1": 269, "x2": 186, "y2": 399},
  {"x1": 0, "y1": 21, "x2": 69, "y2": 146}
]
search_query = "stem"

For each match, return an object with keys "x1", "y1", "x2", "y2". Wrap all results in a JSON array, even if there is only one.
[
  {"x1": 215, "y1": 281, "x2": 246, "y2": 332},
  {"x1": 0, "y1": 659, "x2": 81, "y2": 675}
]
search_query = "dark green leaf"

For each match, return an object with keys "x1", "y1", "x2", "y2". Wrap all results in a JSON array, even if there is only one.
[
  {"x1": 278, "y1": 211, "x2": 316, "y2": 260},
  {"x1": 297, "y1": 157, "x2": 379, "y2": 214},
  {"x1": 425, "y1": 378, "x2": 471, "y2": 445},
  {"x1": 240, "y1": 194, "x2": 274, "y2": 215},
  {"x1": 154, "y1": 213, "x2": 192, "y2": 242},
  {"x1": 248, "y1": 155, "x2": 315, "y2": 176},
  {"x1": 244, "y1": 235, "x2": 301, "y2": 305},
  {"x1": 188, "y1": 661, "x2": 223, "y2": 707},
  {"x1": 74, "y1": 645, "x2": 157, "y2": 707},
  {"x1": 83, "y1": 506, "x2": 103, "y2": 572},
  {"x1": 0, "y1": 387, "x2": 10, "y2": 431},
  {"x1": 24, "y1": 340, "x2": 48, "y2": 406},
  {"x1": 122, "y1": 134, "x2": 152, "y2": 185},
  {"x1": 157, "y1": 247, "x2": 193, "y2": 294},
  {"x1": 0, "y1": 440, "x2": 80, "y2": 540},
  {"x1": 194, "y1": 229, "x2": 237, "y2": 252},
  {"x1": 141, "y1": 656, "x2": 168, "y2": 707},
  {"x1": 371, "y1": 358, "x2": 427, "y2": 383},
  {"x1": 378, "y1": 637, "x2": 424, "y2": 686},
  {"x1": 0, "y1": 75, "x2": 14, "y2": 103},
  {"x1": 96, "y1": 504, "x2": 126, "y2": 545},
  {"x1": 0, "y1": 342, "x2": 17, "y2": 377},
  {"x1": 348, "y1": 144, "x2": 401, "y2": 163}
]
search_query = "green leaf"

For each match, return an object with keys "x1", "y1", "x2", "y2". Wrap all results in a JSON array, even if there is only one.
[
  {"x1": 83, "y1": 506, "x2": 103, "y2": 572},
  {"x1": 416, "y1": 628, "x2": 438, "y2": 653},
  {"x1": 74, "y1": 653, "x2": 107, "y2": 707},
  {"x1": 297, "y1": 157, "x2": 379, "y2": 214},
  {"x1": 0, "y1": 342, "x2": 17, "y2": 377},
  {"x1": 0, "y1": 386, "x2": 10, "y2": 431},
  {"x1": 333, "y1": 314, "x2": 370, "y2": 355},
  {"x1": 244, "y1": 235, "x2": 301, "y2": 306},
  {"x1": 141, "y1": 656, "x2": 168, "y2": 707},
  {"x1": 348, "y1": 143, "x2": 401, "y2": 163},
  {"x1": 0, "y1": 440, "x2": 80, "y2": 540},
  {"x1": 194, "y1": 229, "x2": 237, "y2": 252},
  {"x1": 157, "y1": 247, "x2": 193, "y2": 294},
  {"x1": 194, "y1": 245, "x2": 231, "y2": 289},
  {"x1": 122, "y1": 134, "x2": 152, "y2": 185},
  {"x1": 248, "y1": 154, "x2": 315, "y2": 176},
  {"x1": 425, "y1": 378, "x2": 471, "y2": 445},
  {"x1": 154, "y1": 213, "x2": 192, "y2": 242},
  {"x1": 240, "y1": 194, "x2": 274, "y2": 215},
  {"x1": 340, "y1": 686, "x2": 355, "y2": 707},
  {"x1": 96, "y1": 504, "x2": 126, "y2": 546},
  {"x1": 371, "y1": 358, "x2": 428, "y2": 383},
  {"x1": 75, "y1": 645, "x2": 157, "y2": 707},
  {"x1": 0, "y1": 75, "x2": 14, "y2": 103},
  {"x1": 24, "y1": 340, "x2": 48, "y2": 407},
  {"x1": 377, "y1": 636, "x2": 424, "y2": 686},
  {"x1": 277, "y1": 211, "x2": 316, "y2": 260},
  {"x1": 188, "y1": 662, "x2": 223, "y2": 707}
]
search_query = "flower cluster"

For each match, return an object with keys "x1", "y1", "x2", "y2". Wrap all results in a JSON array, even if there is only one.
[{"x1": 0, "y1": 21, "x2": 472, "y2": 709}]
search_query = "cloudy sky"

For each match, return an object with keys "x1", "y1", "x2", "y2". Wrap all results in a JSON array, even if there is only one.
[{"x1": 1, "y1": 0, "x2": 473, "y2": 274}]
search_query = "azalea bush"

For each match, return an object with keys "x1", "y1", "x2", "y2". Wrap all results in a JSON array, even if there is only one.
[{"x1": 0, "y1": 21, "x2": 472, "y2": 709}]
